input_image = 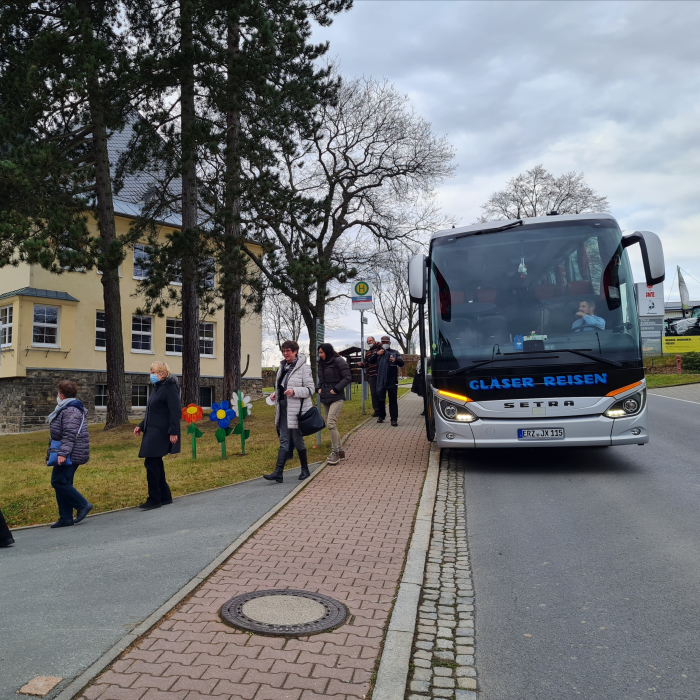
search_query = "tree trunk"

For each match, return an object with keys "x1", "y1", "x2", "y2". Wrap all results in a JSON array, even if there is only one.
[
  {"x1": 77, "y1": 0, "x2": 129, "y2": 429},
  {"x1": 222, "y1": 15, "x2": 242, "y2": 403},
  {"x1": 179, "y1": 0, "x2": 200, "y2": 407}
]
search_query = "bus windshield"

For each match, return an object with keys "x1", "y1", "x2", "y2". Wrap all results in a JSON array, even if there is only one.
[{"x1": 429, "y1": 219, "x2": 641, "y2": 373}]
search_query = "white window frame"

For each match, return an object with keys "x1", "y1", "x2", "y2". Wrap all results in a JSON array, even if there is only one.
[
  {"x1": 95, "y1": 311, "x2": 106, "y2": 351},
  {"x1": 131, "y1": 384, "x2": 150, "y2": 408},
  {"x1": 0, "y1": 304, "x2": 13, "y2": 347},
  {"x1": 170, "y1": 258, "x2": 215, "y2": 289},
  {"x1": 131, "y1": 315, "x2": 154, "y2": 353},
  {"x1": 32, "y1": 305, "x2": 60, "y2": 348},
  {"x1": 133, "y1": 244, "x2": 151, "y2": 280},
  {"x1": 199, "y1": 321, "x2": 215, "y2": 357},
  {"x1": 97, "y1": 265, "x2": 122, "y2": 277},
  {"x1": 165, "y1": 318, "x2": 183, "y2": 355},
  {"x1": 95, "y1": 384, "x2": 108, "y2": 409}
]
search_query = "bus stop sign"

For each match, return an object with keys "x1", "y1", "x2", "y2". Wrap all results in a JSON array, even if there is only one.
[{"x1": 352, "y1": 280, "x2": 373, "y2": 310}]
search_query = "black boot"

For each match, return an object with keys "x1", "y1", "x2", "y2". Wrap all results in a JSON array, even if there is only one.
[
  {"x1": 298, "y1": 450, "x2": 310, "y2": 480},
  {"x1": 263, "y1": 449, "x2": 286, "y2": 483}
]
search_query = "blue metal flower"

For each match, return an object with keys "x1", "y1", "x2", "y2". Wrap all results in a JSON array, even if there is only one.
[{"x1": 209, "y1": 400, "x2": 236, "y2": 429}]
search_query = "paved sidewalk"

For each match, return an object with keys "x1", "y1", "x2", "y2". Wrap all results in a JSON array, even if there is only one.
[
  {"x1": 1, "y1": 465, "x2": 319, "y2": 700},
  {"x1": 79, "y1": 394, "x2": 430, "y2": 700}
]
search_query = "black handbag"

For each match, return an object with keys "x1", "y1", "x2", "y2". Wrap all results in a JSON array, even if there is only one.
[{"x1": 297, "y1": 399, "x2": 326, "y2": 436}]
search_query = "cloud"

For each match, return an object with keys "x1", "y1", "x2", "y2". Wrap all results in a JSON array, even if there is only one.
[{"x1": 314, "y1": 0, "x2": 700, "y2": 303}]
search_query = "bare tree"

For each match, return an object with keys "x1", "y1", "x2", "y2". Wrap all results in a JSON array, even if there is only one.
[
  {"x1": 479, "y1": 165, "x2": 609, "y2": 221},
  {"x1": 372, "y1": 244, "x2": 425, "y2": 353},
  {"x1": 243, "y1": 71, "x2": 456, "y2": 377},
  {"x1": 263, "y1": 288, "x2": 305, "y2": 350}
]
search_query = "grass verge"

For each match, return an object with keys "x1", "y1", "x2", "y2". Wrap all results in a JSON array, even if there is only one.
[
  {"x1": 2, "y1": 389, "x2": 409, "y2": 528},
  {"x1": 645, "y1": 374, "x2": 700, "y2": 389}
]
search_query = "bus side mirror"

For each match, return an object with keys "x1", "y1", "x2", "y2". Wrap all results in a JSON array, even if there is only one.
[
  {"x1": 622, "y1": 230, "x2": 665, "y2": 286},
  {"x1": 408, "y1": 254, "x2": 427, "y2": 304}
]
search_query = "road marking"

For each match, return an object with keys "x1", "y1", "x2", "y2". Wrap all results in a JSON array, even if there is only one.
[{"x1": 648, "y1": 393, "x2": 700, "y2": 405}]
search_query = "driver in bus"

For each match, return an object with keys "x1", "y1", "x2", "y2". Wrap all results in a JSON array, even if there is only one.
[{"x1": 572, "y1": 298, "x2": 605, "y2": 332}]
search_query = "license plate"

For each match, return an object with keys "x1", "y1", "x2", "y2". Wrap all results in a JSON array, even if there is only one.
[{"x1": 518, "y1": 428, "x2": 564, "y2": 440}]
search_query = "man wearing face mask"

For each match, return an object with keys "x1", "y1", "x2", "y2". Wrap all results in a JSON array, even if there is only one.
[
  {"x1": 359, "y1": 336, "x2": 382, "y2": 417},
  {"x1": 368, "y1": 336, "x2": 404, "y2": 426}
]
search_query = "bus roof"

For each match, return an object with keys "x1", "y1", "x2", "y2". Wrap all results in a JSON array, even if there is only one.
[{"x1": 432, "y1": 212, "x2": 618, "y2": 240}]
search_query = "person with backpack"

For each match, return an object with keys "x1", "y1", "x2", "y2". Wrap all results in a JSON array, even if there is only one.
[
  {"x1": 369, "y1": 335, "x2": 405, "y2": 426},
  {"x1": 317, "y1": 343, "x2": 352, "y2": 465},
  {"x1": 47, "y1": 380, "x2": 92, "y2": 528},
  {"x1": 133, "y1": 362, "x2": 181, "y2": 510}
]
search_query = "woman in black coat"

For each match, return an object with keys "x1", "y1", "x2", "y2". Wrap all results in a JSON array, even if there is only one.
[
  {"x1": 317, "y1": 343, "x2": 352, "y2": 466},
  {"x1": 0, "y1": 509, "x2": 14, "y2": 548},
  {"x1": 133, "y1": 361, "x2": 181, "y2": 510}
]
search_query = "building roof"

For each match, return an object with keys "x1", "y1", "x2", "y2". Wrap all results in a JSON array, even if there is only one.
[
  {"x1": 665, "y1": 301, "x2": 700, "y2": 311},
  {"x1": 0, "y1": 288, "x2": 79, "y2": 302},
  {"x1": 107, "y1": 116, "x2": 183, "y2": 227},
  {"x1": 432, "y1": 212, "x2": 617, "y2": 240}
]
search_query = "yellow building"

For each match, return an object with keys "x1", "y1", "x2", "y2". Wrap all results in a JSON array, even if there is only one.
[{"x1": 0, "y1": 210, "x2": 263, "y2": 433}]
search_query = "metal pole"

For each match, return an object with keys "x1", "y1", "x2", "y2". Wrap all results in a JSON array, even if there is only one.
[{"x1": 360, "y1": 310, "x2": 365, "y2": 414}]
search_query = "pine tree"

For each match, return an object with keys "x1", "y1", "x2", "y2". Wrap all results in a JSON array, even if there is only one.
[{"x1": 0, "y1": 0, "x2": 132, "y2": 429}]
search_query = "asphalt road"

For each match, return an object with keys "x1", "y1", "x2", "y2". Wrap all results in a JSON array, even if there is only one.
[
  {"x1": 456, "y1": 389, "x2": 700, "y2": 700},
  {"x1": 0, "y1": 465, "x2": 318, "y2": 700}
]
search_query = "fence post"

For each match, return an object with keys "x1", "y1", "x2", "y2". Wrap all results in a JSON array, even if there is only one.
[{"x1": 676, "y1": 354, "x2": 682, "y2": 374}]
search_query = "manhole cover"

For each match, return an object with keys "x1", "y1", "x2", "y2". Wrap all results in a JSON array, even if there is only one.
[{"x1": 220, "y1": 589, "x2": 348, "y2": 636}]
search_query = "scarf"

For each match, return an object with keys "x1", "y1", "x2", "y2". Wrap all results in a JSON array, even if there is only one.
[
  {"x1": 46, "y1": 397, "x2": 83, "y2": 424},
  {"x1": 280, "y1": 359, "x2": 298, "y2": 391}
]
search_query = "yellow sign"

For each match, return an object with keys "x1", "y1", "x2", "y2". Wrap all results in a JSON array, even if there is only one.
[
  {"x1": 662, "y1": 336, "x2": 700, "y2": 353},
  {"x1": 354, "y1": 281, "x2": 369, "y2": 296}
]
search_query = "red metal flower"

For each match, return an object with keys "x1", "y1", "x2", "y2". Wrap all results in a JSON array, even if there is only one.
[{"x1": 182, "y1": 404, "x2": 203, "y2": 423}]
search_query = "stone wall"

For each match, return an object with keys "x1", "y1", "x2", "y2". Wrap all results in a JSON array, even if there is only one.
[{"x1": 0, "y1": 369, "x2": 264, "y2": 434}]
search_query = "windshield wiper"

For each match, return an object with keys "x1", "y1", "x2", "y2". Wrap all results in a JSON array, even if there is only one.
[
  {"x1": 453, "y1": 219, "x2": 523, "y2": 240},
  {"x1": 505, "y1": 348, "x2": 622, "y2": 367},
  {"x1": 446, "y1": 348, "x2": 621, "y2": 376},
  {"x1": 448, "y1": 355, "x2": 558, "y2": 375}
]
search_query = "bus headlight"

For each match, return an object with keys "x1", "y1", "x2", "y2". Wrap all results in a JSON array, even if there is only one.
[
  {"x1": 604, "y1": 390, "x2": 645, "y2": 418},
  {"x1": 438, "y1": 399, "x2": 478, "y2": 423}
]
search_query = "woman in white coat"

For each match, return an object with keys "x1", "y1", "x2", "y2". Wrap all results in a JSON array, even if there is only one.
[{"x1": 264, "y1": 341, "x2": 315, "y2": 483}]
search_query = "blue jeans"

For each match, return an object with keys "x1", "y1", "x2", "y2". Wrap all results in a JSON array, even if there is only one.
[{"x1": 51, "y1": 463, "x2": 88, "y2": 523}]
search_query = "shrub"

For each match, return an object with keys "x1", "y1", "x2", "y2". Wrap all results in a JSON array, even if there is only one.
[{"x1": 681, "y1": 352, "x2": 700, "y2": 372}]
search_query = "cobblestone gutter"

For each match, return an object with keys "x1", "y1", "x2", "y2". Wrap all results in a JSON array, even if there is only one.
[{"x1": 406, "y1": 450, "x2": 478, "y2": 700}]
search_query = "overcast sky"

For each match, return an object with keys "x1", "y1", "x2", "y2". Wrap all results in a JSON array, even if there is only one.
[{"x1": 273, "y1": 0, "x2": 700, "y2": 356}]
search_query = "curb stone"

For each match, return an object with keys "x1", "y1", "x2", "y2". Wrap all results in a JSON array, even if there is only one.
[{"x1": 373, "y1": 441, "x2": 440, "y2": 700}]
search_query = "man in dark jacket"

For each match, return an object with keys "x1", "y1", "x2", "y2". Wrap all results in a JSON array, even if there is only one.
[
  {"x1": 47, "y1": 380, "x2": 92, "y2": 528},
  {"x1": 0, "y1": 509, "x2": 14, "y2": 547},
  {"x1": 369, "y1": 335, "x2": 405, "y2": 426},
  {"x1": 360, "y1": 336, "x2": 382, "y2": 416}
]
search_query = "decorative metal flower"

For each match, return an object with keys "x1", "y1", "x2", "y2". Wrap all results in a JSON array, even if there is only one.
[
  {"x1": 240, "y1": 394, "x2": 253, "y2": 416},
  {"x1": 209, "y1": 400, "x2": 237, "y2": 429},
  {"x1": 182, "y1": 404, "x2": 203, "y2": 423}
]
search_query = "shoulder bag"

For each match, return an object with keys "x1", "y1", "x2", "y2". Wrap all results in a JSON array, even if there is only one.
[{"x1": 297, "y1": 397, "x2": 326, "y2": 436}]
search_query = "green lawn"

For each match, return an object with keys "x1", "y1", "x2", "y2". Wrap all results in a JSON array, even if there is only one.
[
  {"x1": 1, "y1": 389, "x2": 408, "y2": 529},
  {"x1": 645, "y1": 374, "x2": 700, "y2": 389}
]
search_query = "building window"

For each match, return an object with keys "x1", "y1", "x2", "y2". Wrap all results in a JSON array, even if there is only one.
[
  {"x1": 32, "y1": 305, "x2": 59, "y2": 346},
  {"x1": 200, "y1": 322, "x2": 215, "y2": 357},
  {"x1": 166, "y1": 319, "x2": 183, "y2": 354},
  {"x1": 131, "y1": 316, "x2": 153, "y2": 352},
  {"x1": 95, "y1": 311, "x2": 106, "y2": 350},
  {"x1": 131, "y1": 385, "x2": 149, "y2": 408},
  {"x1": 170, "y1": 258, "x2": 215, "y2": 288},
  {"x1": 133, "y1": 244, "x2": 151, "y2": 280},
  {"x1": 200, "y1": 386, "x2": 213, "y2": 408},
  {"x1": 95, "y1": 384, "x2": 107, "y2": 408},
  {"x1": 0, "y1": 305, "x2": 13, "y2": 347}
]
